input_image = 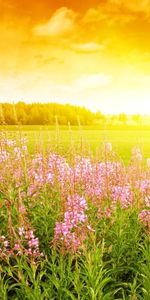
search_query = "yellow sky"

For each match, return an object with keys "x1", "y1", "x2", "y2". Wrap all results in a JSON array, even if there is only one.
[{"x1": 1, "y1": 0, "x2": 150, "y2": 113}]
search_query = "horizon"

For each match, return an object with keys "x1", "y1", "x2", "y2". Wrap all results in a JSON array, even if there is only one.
[{"x1": 1, "y1": 0, "x2": 150, "y2": 114}]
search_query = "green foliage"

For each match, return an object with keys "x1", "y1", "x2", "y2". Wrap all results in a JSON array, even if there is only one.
[
  {"x1": 0, "y1": 206, "x2": 149, "y2": 299},
  {"x1": 139, "y1": 238, "x2": 150, "y2": 300},
  {"x1": 0, "y1": 102, "x2": 96, "y2": 126},
  {"x1": 28, "y1": 190, "x2": 61, "y2": 255},
  {"x1": 103, "y1": 206, "x2": 143, "y2": 298}
]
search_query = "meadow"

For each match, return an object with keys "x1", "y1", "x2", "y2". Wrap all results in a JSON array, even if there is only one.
[
  {"x1": 1, "y1": 125, "x2": 150, "y2": 164},
  {"x1": 0, "y1": 126, "x2": 150, "y2": 299}
]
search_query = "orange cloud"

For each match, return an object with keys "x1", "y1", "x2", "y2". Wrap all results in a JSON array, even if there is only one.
[
  {"x1": 33, "y1": 7, "x2": 77, "y2": 37},
  {"x1": 71, "y1": 42, "x2": 104, "y2": 53},
  {"x1": 82, "y1": 5, "x2": 136, "y2": 27},
  {"x1": 110, "y1": 0, "x2": 150, "y2": 14}
]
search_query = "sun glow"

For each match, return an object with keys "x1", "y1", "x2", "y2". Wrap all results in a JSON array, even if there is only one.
[{"x1": 1, "y1": 0, "x2": 150, "y2": 114}]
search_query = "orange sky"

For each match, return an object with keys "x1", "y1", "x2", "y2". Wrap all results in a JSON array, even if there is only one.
[{"x1": 1, "y1": 0, "x2": 150, "y2": 113}]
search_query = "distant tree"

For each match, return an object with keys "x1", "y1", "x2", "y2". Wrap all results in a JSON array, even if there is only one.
[
  {"x1": 94, "y1": 111, "x2": 106, "y2": 125},
  {"x1": 16, "y1": 102, "x2": 28, "y2": 124},
  {"x1": 0, "y1": 104, "x2": 5, "y2": 124},
  {"x1": 3, "y1": 103, "x2": 17, "y2": 125},
  {"x1": 110, "y1": 115, "x2": 118, "y2": 126},
  {"x1": 132, "y1": 114, "x2": 141, "y2": 126},
  {"x1": 119, "y1": 113, "x2": 127, "y2": 125}
]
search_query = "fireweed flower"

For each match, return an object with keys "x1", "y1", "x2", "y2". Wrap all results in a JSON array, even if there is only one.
[
  {"x1": 0, "y1": 150, "x2": 9, "y2": 162},
  {"x1": 28, "y1": 237, "x2": 39, "y2": 248},
  {"x1": 139, "y1": 210, "x2": 150, "y2": 229},
  {"x1": 14, "y1": 244, "x2": 21, "y2": 251},
  {"x1": 19, "y1": 205, "x2": 26, "y2": 213},
  {"x1": 20, "y1": 137, "x2": 28, "y2": 144},
  {"x1": 111, "y1": 185, "x2": 134, "y2": 209},
  {"x1": 5, "y1": 139, "x2": 16, "y2": 147},
  {"x1": 19, "y1": 227, "x2": 24, "y2": 236},
  {"x1": 3, "y1": 241, "x2": 9, "y2": 248},
  {"x1": 25, "y1": 230, "x2": 34, "y2": 239},
  {"x1": 22, "y1": 145, "x2": 27, "y2": 151},
  {"x1": 53, "y1": 194, "x2": 94, "y2": 253},
  {"x1": 134, "y1": 179, "x2": 150, "y2": 207},
  {"x1": 105, "y1": 208, "x2": 112, "y2": 218},
  {"x1": 0, "y1": 228, "x2": 42, "y2": 260},
  {"x1": 1, "y1": 134, "x2": 150, "y2": 257},
  {"x1": 145, "y1": 196, "x2": 150, "y2": 207}
]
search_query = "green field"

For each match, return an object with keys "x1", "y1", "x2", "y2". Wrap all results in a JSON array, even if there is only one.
[{"x1": 1, "y1": 125, "x2": 150, "y2": 164}]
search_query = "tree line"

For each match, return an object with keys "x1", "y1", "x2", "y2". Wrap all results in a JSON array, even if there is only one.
[
  {"x1": 0, "y1": 102, "x2": 146, "y2": 128},
  {"x1": 0, "y1": 102, "x2": 103, "y2": 125}
]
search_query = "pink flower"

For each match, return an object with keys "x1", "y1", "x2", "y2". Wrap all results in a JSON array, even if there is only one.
[
  {"x1": 139, "y1": 210, "x2": 150, "y2": 226},
  {"x1": 28, "y1": 238, "x2": 39, "y2": 248},
  {"x1": 14, "y1": 244, "x2": 21, "y2": 251},
  {"x1": 3, "y1": 241, "x2": 8, "y2": 248},
  {"x1": 19, "y1": 205, "x2": 26, "y2": 213},
  {"x1": 105, "y1": 208, "x2": 112, "y2": 218},
  {"x1": 19, "y1": 227, "x2": 24, "y2": 236}
]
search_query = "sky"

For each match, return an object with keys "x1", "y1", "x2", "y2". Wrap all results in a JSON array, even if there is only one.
[{"x1": 1, "y1": 0, "x2": 150, "y2": 114}]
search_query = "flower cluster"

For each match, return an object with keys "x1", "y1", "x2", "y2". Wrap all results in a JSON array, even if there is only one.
[
  {"x1": 139, "y1": 210, "x2": 150, "y2": 229},
  {"x1": 0, "y1": 137, "x2": 150, "y2": 256},
  {"x1": 0, "y1": 227, "x2": 43, "y2": 260},
  {"x1": 53, "y1": 194, "x2": 94, "y2": 253}
]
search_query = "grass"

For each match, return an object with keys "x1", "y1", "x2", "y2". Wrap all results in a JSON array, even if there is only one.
[{"x1": 0, "y1": 125, "x2": 150, "y2": 164}]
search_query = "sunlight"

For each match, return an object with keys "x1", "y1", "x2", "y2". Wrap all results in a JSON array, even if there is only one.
[{"x1": 0, "y1": 0, "x2": 150, "y2": 114}]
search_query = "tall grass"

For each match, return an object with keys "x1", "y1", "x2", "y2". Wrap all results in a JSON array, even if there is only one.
[{"x1": 0, "y1": 130, "x2": 150, "y2": 299}]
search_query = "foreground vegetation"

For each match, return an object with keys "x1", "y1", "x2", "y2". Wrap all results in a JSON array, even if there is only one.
[{"x1": 0, "y1": 131, "x2": 150, "y2": 299}]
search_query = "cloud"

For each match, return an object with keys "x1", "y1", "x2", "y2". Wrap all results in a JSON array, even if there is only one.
[
  {"x1": 34, "y1": 55, "x2": 64, "y2": 66},
  {"x1": 109, "y1": 0, "x2": 150, "y2": 14},
  {"x1": 33, "y1": 7, "x2": 77, "y2": 36},
  {"x1": 75, "y1": 73, "x2": 112, "y2": 89},
  {"x1": 82, "y1": 1, "x2": 150, "y2": 28},
  {"x1": 82, "y1": 8, "x2": 102, "y2": 23},
  {"x1": 71, "y1": 42, "x2": 104, "y2": 53}
]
